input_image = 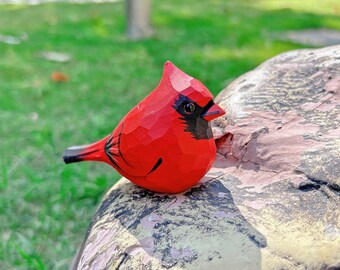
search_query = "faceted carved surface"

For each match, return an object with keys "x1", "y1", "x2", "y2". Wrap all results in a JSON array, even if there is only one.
[
  {"x1": 63, "y1": 61, "x2": 224, "y2": 193},
  {"x1": 71, "y1": 46, "x2": 340, "y2": 270}
]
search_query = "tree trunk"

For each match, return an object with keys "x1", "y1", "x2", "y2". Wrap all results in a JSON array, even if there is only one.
[{"x1": 126, "y1": 0, "x2": 153, "y2": 40}]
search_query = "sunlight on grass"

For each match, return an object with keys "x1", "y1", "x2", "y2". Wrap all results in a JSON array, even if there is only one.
[{"x1": 255, "y1": 0, "x2": 340, "y2": 15}]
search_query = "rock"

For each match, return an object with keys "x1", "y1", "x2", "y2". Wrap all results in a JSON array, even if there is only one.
[
  {"x1": 282, "y1": 29, "x2": 340, "y2": 47},
  {"x1": 40, "y1": 51, "x2": 71, "y2": 63},
  {"x1": 71, "y1": 46, "x2": 340, "y2": 270},
  {"x1": 0, "y1": 32, "x2": 27, "y2": 45}
]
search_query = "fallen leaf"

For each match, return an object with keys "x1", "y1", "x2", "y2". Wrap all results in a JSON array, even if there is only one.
[
  {"x1": 51, "y1": 72, "x2": 69, "y2": 82},
  {"x1": 0, "y1": 33, "x2": 28, "y2": 45},
  {"x1": 41, "y1": 51, "x2": 71, "y2": 63}
]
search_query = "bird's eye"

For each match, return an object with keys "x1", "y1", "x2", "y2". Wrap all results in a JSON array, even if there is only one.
[{"x1": 183, "y1": 102, "x2": 196, "y2": 114}]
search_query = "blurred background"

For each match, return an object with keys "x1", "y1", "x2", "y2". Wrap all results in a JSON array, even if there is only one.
[{"x1": 0, "y1": 0, "x2": 339, "y2": 269}]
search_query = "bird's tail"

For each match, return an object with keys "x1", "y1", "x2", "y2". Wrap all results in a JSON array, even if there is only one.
[{"x1": 63, "y1": 136, "x2": 109, "y2": 164}]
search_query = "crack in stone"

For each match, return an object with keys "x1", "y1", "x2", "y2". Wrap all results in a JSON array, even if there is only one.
[
  {"x1": 309, "y1": 91, "x2": 335, "y2": 111},
  {"x1": 258, "y1": 167, "x2": 280, "y2": 174},
  {"x1": 295, "y1": 171, "x2": 340, "y2": 196}
]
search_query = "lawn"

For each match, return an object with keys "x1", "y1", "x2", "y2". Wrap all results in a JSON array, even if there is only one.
[{"x1": 0, "y1": 0, "x2": 339, "y2": 269}]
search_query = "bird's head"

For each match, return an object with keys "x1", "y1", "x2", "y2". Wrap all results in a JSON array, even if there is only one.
[{"x1": 157, "y1": 61, "x2": 225, "y2": 139}]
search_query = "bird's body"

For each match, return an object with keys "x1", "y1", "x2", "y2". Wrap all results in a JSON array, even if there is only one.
[{"x1": 63, "y1": 62, "x2": 225, "y2": 193}]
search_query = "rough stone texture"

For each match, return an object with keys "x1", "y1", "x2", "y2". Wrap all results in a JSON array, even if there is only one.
[{"x1": 71, "y1": 46, "x2": 340, "y2": 270}]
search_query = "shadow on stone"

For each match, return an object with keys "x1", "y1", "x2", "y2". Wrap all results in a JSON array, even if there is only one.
[{"x1": 72, "y1": 178, "x2": 266, "y2": 269}]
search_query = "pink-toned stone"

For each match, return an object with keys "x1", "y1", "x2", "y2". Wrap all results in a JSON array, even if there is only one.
[
  {"x1": 71, "y1": 46, "x2": 340, "y2": 270},
  {"x1": 126, "y1": 237, "x2": 155, "y2": 264},
  {"x1": 140, "y1": 213, "x2": 164, "y2": 230}
]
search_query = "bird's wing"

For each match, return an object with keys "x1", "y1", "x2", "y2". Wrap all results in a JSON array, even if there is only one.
[
  {"x1": 104, "y1": 122, "x2": 130, "y2": 172},
  {"x1": 105, "y1": 121, "x2": 163, "y2": 177}
]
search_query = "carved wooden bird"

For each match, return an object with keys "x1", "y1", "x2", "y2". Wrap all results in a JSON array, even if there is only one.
[{"x1": 63, "y1": 61, "x2": 225, "y2": 193}]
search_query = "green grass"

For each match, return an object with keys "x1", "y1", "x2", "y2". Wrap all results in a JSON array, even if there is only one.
[{"x1": 0, "y1": 0, "x2": 339, "y2": 269}]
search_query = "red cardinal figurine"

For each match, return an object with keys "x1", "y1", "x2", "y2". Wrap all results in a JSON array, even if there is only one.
[{"x1": 63, "y1": 61, "x2": 225, "y2": 193}]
